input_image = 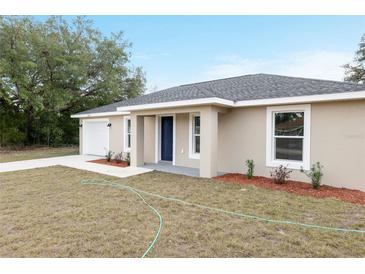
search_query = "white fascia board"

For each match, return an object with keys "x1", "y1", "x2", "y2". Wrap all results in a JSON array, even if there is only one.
[
  {"x1": 116, "y1": 97, "x2": 234, "y2": 112},
  {"x1": 73, "y1": 90, "x2": 365, "y2": 117},
  {"x1": 234, "y1": 90, "x2": 365, "y2": 107},
  {"x1": 71, "y1": 111, "x2": 130, "y2": 119}
]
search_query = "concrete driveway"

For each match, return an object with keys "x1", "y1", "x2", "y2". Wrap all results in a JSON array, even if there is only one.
[{"x1": 0, "y1": 155, "x2": 152, "y2": 178}]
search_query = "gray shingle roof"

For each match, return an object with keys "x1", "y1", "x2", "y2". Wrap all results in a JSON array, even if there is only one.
[{"x1": 75, "y1": 74, "x2": 365, "y2": 115}]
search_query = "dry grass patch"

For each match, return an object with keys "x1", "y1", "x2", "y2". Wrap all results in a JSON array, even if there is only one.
[
  {"x1": 0, "y1": 146, "x2": 78, "y2": 163},
  {"x1": 0, "y1": 166, "x2": 364, "y2": 257}
]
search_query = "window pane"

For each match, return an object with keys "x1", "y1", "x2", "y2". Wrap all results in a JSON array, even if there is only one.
[
  {"x1": 127, "y1": 134, "x2": 131, "y2": 148},
  {"x1": 275, "y1": 112, "x2": 304, "y2": 136},
  {"x1": 275, "y1": 138, "x2": 303, "y2": 161},
  {"x1": 194, "y1": 116, "x2": 200, "y2": 135},
  {"x1": 195, "y1": 136, "x2": 200, "y2": 153},
  {"x1": 127, "y1": 119, "x2": 131, "y2": 133}
]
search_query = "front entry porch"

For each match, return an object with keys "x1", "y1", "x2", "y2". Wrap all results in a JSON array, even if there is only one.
[
  {"x1": 143, "y1": 162, "x2": 200, "y2": 177},
  {"x1": 130, "y1": 105, "x2": 226, "y2": 178}
]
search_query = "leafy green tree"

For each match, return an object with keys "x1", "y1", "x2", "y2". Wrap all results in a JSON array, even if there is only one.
[
  {"x1": 344, "y1": 34, "x2": 365, "y2": 83},
  {"x1": 0, "y1": 16, "x2": 145, "y2": 146},
  {"x1": 0, "y1": 98, "x2": 25, "y2": 145}
]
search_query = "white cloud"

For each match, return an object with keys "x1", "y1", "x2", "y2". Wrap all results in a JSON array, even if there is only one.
[{"x1": 203, "y1": 50, "x2": 353, "y2": 81}]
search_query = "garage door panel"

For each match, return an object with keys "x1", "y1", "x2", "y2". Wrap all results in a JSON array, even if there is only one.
[{"x1": 83, "y1": 121, "x2": 109, "y2": 156}]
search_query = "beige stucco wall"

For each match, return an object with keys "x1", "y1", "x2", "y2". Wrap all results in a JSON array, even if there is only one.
[
  {"x1": 131, "y1": 105, "x2": 226, "y2": 168},
  {"x1": 109, "y1": 116, "x2": 124, "y2": 153},
  {"x1": 310, "y1": 100, "x2": 365, "y2": 190},
  {"x1": 79, "y1": 115, "x2": 126, "y2": 156},
  {"x1": 144, "y1": 116, "x2": 156, "y2": 163},
  {"x1": 132, "y1": 112, "x2": 201, "y2": 167},
  {"x1": 218, "y1": 100, "x2": 365, "y2": 191},
  {"x1": 79, "y1": 115, "x2": 154, "y2": 163},
  {"x1": 79, "y1": 99, "x2": 365, "y2": 190},
  {"x1": 175, "y1": 113, "x2": 200, "y2": 168},
  {"x1": 218, "y1": 106, "x2": 268, "y2": 176},
  {"x1": 79, "y1": 122, "x2": 83, "y2": 154}
]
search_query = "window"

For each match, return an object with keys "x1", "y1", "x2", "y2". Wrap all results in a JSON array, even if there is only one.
[
  {"x1": 189, "y1": 113, "x2": 200, "y2": 159},
  {"x1": 266, "y1": 105, "x2": 310, "y2": 170},
  {"x1": 193, "y1": 115, "x2": 200, "y2": 154},
  {"x1": 274, "y1": 112, "x2": 304, "y2": 161},
  {"x1": 124, "y1": 116, "x2": 131, "y2": 151}
]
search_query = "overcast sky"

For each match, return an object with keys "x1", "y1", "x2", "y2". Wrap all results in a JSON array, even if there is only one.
[{"x1": 39, "y1": 16, "x2": 365, "y2": 92}]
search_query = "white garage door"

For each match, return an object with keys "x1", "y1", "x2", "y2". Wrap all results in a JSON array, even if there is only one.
[{"x1": 83, "y1": 120, "x2": 109, "y2": 156}]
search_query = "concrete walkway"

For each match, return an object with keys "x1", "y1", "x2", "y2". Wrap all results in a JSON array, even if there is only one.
[
  {"x1": 0, "y1": 155, "x2": 152, "y2": 178},
  {"x1": 143, "y1": 162, "x2": 200, "y2": 177}
]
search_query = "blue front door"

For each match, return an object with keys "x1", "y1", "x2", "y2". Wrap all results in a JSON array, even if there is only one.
[{"x1": 161, "y1": 116, "x2": 173, "y2": 161}]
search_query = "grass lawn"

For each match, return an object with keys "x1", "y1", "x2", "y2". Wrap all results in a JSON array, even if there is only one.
[
  {"x1": 0, "y1": 146, "x2": 79, "y2": 163},
  {"x1": 1, "y1": 166, "x2": 364, "y2": 258}
]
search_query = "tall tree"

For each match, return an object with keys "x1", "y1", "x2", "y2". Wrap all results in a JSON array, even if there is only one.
[
  {"x1": 0, "y1": 16, "x2": 145, "y2": 146},
  {"x1": 344, "y1": 34, "x2": 365, "y2": 83}
]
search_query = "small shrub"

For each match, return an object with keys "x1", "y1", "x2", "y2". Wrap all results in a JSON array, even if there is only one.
[
  {"x1": 270, "y1": 165, "x2": 292, "y2": 184},
  {"x1": 105, "y1": 150, "x2": 114, "y2": 162},
  {"x1": 301, "y1": 162, "x2": 324, "y2": 189},
  {"x1": 114, "y1": 152, "x2": 123, "y2": 163},
  {"x1": 245, "y1": 159, "x2": 254, "y2": 179},
  {"x1": 123, "y1": 152, "x2": 130, "y2": 165}
]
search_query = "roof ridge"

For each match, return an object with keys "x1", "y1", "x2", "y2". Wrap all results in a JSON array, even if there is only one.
[
  {"x1": 262, "y1": 73, "x2": 365, "y2": 86},
  {"x1": 177, "y1": 73, "x2": 260, "y2": 87},
  {"x1": 162, "y1": 73, "x2": 365, "y2": 92}
]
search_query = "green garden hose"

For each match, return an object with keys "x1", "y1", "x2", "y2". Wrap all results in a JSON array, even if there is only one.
[
  {"x1": 81, "y1": 179, "x2": 163, "y2": 258},
  {"x1": 81, "y1": 178, "x2": 365, "y2": 257}
]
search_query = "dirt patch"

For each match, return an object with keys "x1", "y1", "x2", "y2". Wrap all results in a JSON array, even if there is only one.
[
  {"x1": 214, "y1": 173, "x2": 365, "y2": 205},
  {"x1": 88, "y1": 158, "x2": 129, "y2": 167}
]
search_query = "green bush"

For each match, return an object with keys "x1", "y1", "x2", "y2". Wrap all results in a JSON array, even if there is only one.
[
  {"x1": 105, "y1": 150, "x2": 114, "y2": 162},
  {"x1": 301, "y1": 162, "x2": 324, "y2": 189},
  {"x1": 0, "y1": 127, "x2": 26, "y2": 145},
  {"x1": 270, "y1": 165, "x2": 292, "y2": 184},
  {"x1": 123, "y1": 152, "x2": 130, "y2": 165},
  {"x1": 245, "y1": 159, "x2": 254, "y2": 179}
]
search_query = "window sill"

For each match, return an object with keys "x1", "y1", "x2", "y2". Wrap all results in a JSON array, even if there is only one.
[
  {"x1": 189, "y1": 153, "x2": 200, "y2": 160},
  {"x1": 266, "y1": 159, "x2": 309, "y2": 170}
]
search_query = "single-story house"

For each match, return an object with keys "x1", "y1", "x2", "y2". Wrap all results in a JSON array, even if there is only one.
[{"x1": 71, "y1": 74, "x2": 365, "y2": 191}]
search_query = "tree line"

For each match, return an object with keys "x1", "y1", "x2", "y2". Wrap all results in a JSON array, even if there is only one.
[
  {"x1": 0, "y1": 16, "x2": 145, "y2": 147},
  {"x1": 1, "y1": 16, "x2": 365, "y2": 147}
]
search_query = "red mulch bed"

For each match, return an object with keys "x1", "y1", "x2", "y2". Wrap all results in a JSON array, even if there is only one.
[
  {"x1": 88, "y1": 159, "x2": 129, "y2": 167},
  {"x1": 214, "y1": 173, "x2": 365, "y2": 205}
]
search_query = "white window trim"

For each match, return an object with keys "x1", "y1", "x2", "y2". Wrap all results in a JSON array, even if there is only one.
[
  {"x1": 123, "y1": 116, "x2": 131, "y2": 152},
  {"x1": 155, "y1": 114, "x2": 176, "y2": 165},
  {"x1": 266, "y1": 104, "x2": 311, "y2": 170},
  {"x1": 189, "y1": 113, "x2": 200, "y2": 160}
]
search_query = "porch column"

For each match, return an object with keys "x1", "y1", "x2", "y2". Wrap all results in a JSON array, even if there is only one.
[
  {"x1": 131, "y1": 113, "x2": 144, "y2": 167},
  {"x1": 199, "y1": 106, "x2": 218, "y2": 178}
]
